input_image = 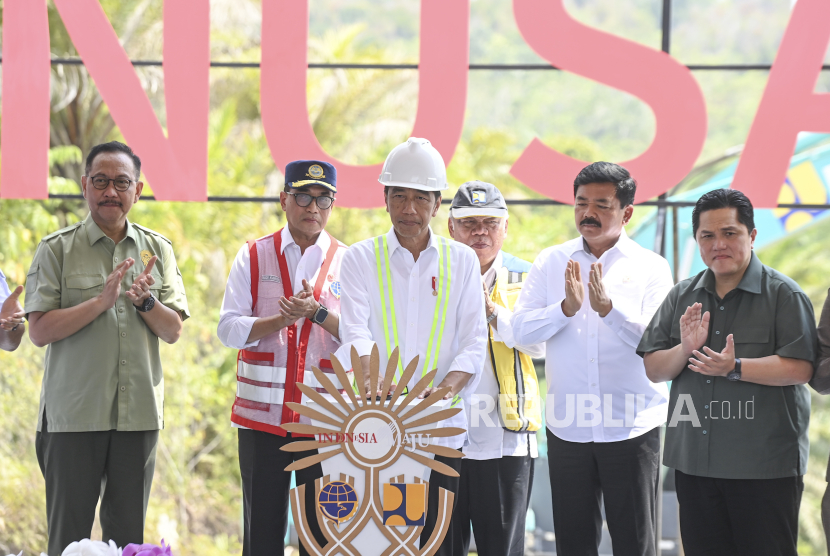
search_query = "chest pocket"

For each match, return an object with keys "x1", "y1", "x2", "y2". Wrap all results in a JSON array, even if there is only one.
[
  {"x1": 65, "y1": 274, "x2": 104, "y2": 306},
  {"x1": 258, "y1": 275, "x2": 285, "y2": 299},
  {"x1": 733, "y1": 326, "x2": 772, "y2": 359}
]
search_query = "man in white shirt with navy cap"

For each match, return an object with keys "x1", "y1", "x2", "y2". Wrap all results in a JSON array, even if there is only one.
[
  {"x1": 447, "y1": 181, "x2": 544, "y2": 556},
  {"x1": 338, "y1": 138, "x2": 487, "y2": 555}
]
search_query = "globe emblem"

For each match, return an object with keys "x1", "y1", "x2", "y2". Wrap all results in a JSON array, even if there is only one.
[{"x1": 317, "y1": 481, "x2": 359, "y2": 523}]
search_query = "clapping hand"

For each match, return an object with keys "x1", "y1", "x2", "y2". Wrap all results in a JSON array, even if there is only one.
[
  {"x1": 588, "y1": 262, "x2": 612, "y2": 317},
  {"x1": 679, "y1": 302, "x2": 710, "y2": 357},
  {"x1": 0, "y1": 285, "x2": 25, "y2": 331},
  {"x1": 279, "y1": 279, "x2": 319, "y2": 323},
  {"x1": 562, "y1": 260, "x2": 584, "y2": 317},
  {"x1": 125, "y1": 256, "x2": 157, "y2": 307},
  {"x1": 99, "y1": 258, "x2": 135, "y2": 309},
  {"x1": 688, "y1": 333, "x2": 735, "y2": 377},
  {"x1": 482, "y1": 279, "x2": 497, "y2": 322}
]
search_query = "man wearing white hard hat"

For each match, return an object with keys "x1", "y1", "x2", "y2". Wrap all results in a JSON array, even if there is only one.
[{"x1": 338, "y1": 138, "x2": 487, "y2": 554}]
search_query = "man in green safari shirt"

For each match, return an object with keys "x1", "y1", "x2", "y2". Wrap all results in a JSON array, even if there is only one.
[
  {"x1": 25, "y1": 141, "x2": 190, "y2": 556},
  {"x1": 638, "y1": 188, "x2": 816, "y2": 556}
]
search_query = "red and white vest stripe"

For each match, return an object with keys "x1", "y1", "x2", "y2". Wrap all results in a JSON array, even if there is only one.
[{"x1": 231, "y1": 228, "x2": 351, "y2": 436}]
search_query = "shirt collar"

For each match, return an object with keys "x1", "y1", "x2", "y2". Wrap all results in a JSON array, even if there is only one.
[
  {"x1": 280, "y1": 225, "x2": 330, "y2": 255},
  {"x1": 570, "y1": 228, "x2": 634, "y2": 258},
  {"x1": 694, "y1": 251, "x2": 763, "y2": 295},
  {"x1": 385, "y1": 226, "x2": 438, "y2": 257},
  {"x1": 85, "y1": 214, "x2": 137, "y2": 246},
  {"x1": 483, "y1": 251, "x2": 503, "y2": 287}
]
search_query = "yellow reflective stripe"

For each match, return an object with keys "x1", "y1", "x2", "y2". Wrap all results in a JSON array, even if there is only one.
[
  {"x1": 373, "y1": 236, "x2": 405, "y2": 379},
  {"x1": 434, "y1": 238, "x2": 451, "y2": 377},
  {"x1": 373, "y1": 234, "x2": 451, "y2": 388},
  {"x1": 422, "y1": 238, "x2": 446, "y2": 382}
]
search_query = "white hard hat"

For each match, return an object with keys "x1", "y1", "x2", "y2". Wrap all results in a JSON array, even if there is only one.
[{"x1": 378, "y1": 137, "x2": 448, "y2": 192}]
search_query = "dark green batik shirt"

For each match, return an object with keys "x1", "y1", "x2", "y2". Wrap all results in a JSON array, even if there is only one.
[{"x1": 637, "y1": 252, "x2": 816, "y2": 479}]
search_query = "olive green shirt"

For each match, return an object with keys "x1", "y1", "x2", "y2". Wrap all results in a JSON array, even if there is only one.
[
  {"x1": 25, "y1": 215, "x2": 190, "y2": 433},
  {"x1": 637, "y1": 253, "x2": 816, "y2": 479}
]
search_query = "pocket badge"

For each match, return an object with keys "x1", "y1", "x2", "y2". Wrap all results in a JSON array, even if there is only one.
[
  {"x1": 330, "y1": 281, "x2": 342, "y2": 299},
  {"x1": 140, "y1": 250, "x2": 153, "y2": 266}
]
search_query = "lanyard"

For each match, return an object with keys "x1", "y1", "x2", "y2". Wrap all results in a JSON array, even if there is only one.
[
  {"x1": 372, "y1": 234, "x2": 451, "y2": 386},
  {"x1": 274, "y1": 228, "x2": 338, "y2": 426}
]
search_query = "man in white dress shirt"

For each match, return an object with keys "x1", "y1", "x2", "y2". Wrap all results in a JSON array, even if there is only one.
[
  {"x1": 447, "y1": 181, "x2": 545, "y2": 556},
  {"x1": 513, "y1": 162, "x2": 673, "y2": 555},
  {"x1": 0, "y1": 268, "x2": 25, "y2": 351},
  {"x1": 217, "y1": 160, "x2": 349, "y2": 556},
  {"x1": 338, "y1": 138, "x2": 487, "y2": 555}
]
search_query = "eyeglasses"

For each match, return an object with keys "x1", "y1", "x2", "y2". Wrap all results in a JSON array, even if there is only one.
[
  {"x1": 287, "y1": 191, "x2": 335, "y2": 210},
  {"x1": 89, "y1": 176, "x2": 134, "y2": 192},
  {"x1": 457, "y1": 218, "x2": 502, "y2": 231}
]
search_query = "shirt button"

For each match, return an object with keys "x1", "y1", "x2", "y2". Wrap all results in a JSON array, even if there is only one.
[
  {"x1": 715, "y1": 331, "x2": 721, "y2": 335},
  {"x1": 114, "y1": 257, "x2": 119, "y2": 262},
  {"x1": 702, "y1": 430, "x2": 707, "y2": 435},
  {"x1": 121, "y1": 360, "x2": 127, "y2": 365},
  {"x1": 118, "y1": 307, "x2": 124, "y2": 313},
  {"x1": 707, "y1": 379, "x2": 711, "y2": 384},
  {"x1": 591, "y1": 383, "x2": 597, "y2": 387},
  {"x1": 705, "y1": 405, "x2": 709, "y2": 409},
  {"x1": 720, "y1": 306, "x2": 724, "y2": 311},
  {"x1": 120, "y1": 386, "x2": 126, "y2": 392},
  {"x1": 590, "y1": 358, "x2": 594, "y2": 362},
  {"x1": 121, "y1": 332, "x2": 126, "y2": 337}
]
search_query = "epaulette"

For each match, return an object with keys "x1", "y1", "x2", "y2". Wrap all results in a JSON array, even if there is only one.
[
  {"x1": 507, "y1": 271, "x2": 525, "y2": 284},
  {"x1": 132, "y1": 223, "x2": 173, "y2": 245},
  {"x1": 40, "y1": 221, "x2": 83, "y2": 242}
]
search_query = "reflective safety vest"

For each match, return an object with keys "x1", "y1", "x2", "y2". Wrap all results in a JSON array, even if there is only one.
[
  {"x1": 372, "y1": 234, "x2": 457, "y2": 403},
  {"x1": 231, "y1": 228, "x2": 352, "y2": 436},
  {"x1": 488, "y1": 266, "x2": 542, "y2": 432}
]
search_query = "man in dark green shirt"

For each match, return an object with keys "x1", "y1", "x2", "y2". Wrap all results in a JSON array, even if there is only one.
[{"x1": 637, "y1": 188, "x2": 816, "y2": 556}]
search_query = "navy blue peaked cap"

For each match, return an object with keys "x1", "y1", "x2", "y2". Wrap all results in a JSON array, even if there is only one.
[{"x1": 285, "y1": 160, "x2": 337, "y2": 192}]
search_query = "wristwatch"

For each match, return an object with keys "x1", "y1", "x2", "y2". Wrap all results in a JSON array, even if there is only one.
[
  {"x1": 486, "y1": 306, "x2": 498, "y2": 324},
  {"x1": 311, "y1": 303, "x2": 329, "y2": 325},
  {"x1": 727, "y1": 358, "x2": 742, "y2": 382},
  {"x1": 134, "y1": 294, "x2": 156, "y2": 313}
]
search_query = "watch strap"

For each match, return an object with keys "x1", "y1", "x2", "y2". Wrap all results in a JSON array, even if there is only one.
[{"x1": 135, "y1": 294, "x2": 155, "y2": 313}]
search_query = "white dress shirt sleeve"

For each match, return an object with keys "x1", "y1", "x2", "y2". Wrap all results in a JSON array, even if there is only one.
[
  {"x1": 337, "y1": 246, "x2": 377, "y2": 360},
  {"x1": 600, "y1": 256, "x2": 674, "y2": 348},
  {"x1": 512, "y1": 250, "x2": 572, "y2": 345},
  {"x1": 217, "y1": 244, "x2": 260, "y2": 350},
  {"x1": 448, "y1": 251, "x2": 487, "y2": 399},
  {"x1": 491, "y1": 306, "x2": 547, "y2": 359}
]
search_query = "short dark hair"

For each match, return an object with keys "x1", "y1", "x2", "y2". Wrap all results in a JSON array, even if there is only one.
[
  {"x1": 85, "y1": 141, "x2": 141, "y2": 178},
  {"x1": 692, "y1": 188, "x2": 755, "y2": 238},
  {"x1": 573, "y1": 162, "x2": 636, "y2": 208},
  {"x1": 383, "y1": 186, "x2": 441, "y2": 202}
]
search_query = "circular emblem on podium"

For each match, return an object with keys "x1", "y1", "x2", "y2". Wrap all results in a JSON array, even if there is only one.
[
  {"x1": 343, "y1": 410, "x2": 404, "y2": 468},
  {"x1": 317, "y1": 480, "x2": 359, "y2": 523}
]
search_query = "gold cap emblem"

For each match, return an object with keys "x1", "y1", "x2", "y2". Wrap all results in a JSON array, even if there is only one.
[
  {"x1": 307, "y1": 164, "x2": 325, "y2": 179},
  {"x1": 140, "y1": 250, "x2": 153, "y2": 266}
]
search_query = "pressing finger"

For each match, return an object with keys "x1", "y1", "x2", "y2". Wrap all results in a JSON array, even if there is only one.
[
  {"x1": 691, "y1": 350, "x2": 713, "y2": 364},
  {"x1": 141, "y1": 256, "x2": 158, "y2": 277}
]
